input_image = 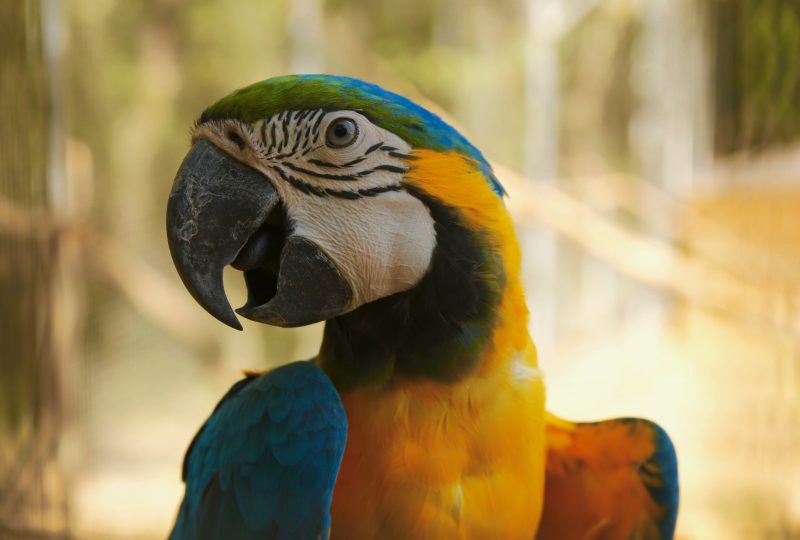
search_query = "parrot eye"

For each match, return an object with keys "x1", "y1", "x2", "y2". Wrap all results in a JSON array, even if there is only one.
[{"x1": 325, "y1": 118, "x2": 359, "y2": 148}]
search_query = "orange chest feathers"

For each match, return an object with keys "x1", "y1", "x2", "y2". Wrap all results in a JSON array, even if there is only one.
[{"x1": 329, "y1": 350, "x2": 547, "y2": 540}]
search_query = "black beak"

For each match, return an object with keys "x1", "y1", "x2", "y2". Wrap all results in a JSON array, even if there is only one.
[{"x1": 166, "y1": 140, "x2": 353, "y2": 330}]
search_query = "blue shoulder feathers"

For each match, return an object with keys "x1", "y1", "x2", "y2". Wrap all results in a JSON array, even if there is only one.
[
  {"x1": 169, "y1": 361, "x2": 347, "y2": 540},
  {"x1": 642, "y1": 419, "x2": 679, "y2": 540}
]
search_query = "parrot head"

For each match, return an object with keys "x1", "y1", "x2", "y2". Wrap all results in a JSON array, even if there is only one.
[{"x1": 168, "y1": 75, "x2": 521, "y2": 383}]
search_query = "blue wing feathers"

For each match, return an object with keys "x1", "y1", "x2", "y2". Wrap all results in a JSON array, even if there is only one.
[
  {"x1": 169, "y1": 360, "x2": 347, "y2": 540},
  {"x1": 614, "y1": 418, "x2": 680, "y2": 539},
  {"x1": 539, "y1": 416, "x2": 679, "y2": 540},
  {"x1": 612, "y1": 418, "x2": 680, "y2": 540},
  {"x1": 644, "y1": 420, "x2": 679, "y2": 540}
]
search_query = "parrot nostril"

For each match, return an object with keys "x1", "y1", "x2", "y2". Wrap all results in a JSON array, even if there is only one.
[{"x1": 227, "y1": 130, "x2": 247, "y2": 150}]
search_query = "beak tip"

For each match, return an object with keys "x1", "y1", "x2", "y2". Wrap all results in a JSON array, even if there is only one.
[
  {"x1": 224, "y1": 315, "x2": 244, "y2": 331},
  {"x1": 166, "y1": 140, "x2": 278, "y2": 333},
  {"x1": 189, "y1": 287, "x2": 244, "y2": 330}
]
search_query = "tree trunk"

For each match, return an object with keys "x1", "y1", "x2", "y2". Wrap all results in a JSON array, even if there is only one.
[{"x1": 0, "y1": 0, "x2": 68, "y2": 537}]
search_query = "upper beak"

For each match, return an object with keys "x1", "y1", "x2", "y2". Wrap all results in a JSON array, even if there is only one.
[{"x1": 166, "y1": 140, "x2": 353, "y2": 330}]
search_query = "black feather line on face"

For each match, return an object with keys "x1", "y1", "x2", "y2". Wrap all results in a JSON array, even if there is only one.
[
  {"x1": 280, "y1": 114, "x2": 290, "y2": 149},
  {"x1": 311, "y1": 110, "x2": 325, "y2": 136},
  {"x1": 272, "y1": 164, "x2": 402, "y2": 200},
  {"x1": 364, "y1": 142, "x2": 383, "y2": 154},
  {"x1": 268, "y1": 122, "x2": 278, "y2": 152},
  {"x1": 260, "y1": 122, "x2": 269, "y2": 146},
  {"x1": 308, "y1": 158, "x2": 343, "y2": 169},
  {"x1": 281, "y1": 161, "x2": 408, "y2": 182},
  {"x1": 319, "y1": 187, "x2": 504, "y2": 390}
]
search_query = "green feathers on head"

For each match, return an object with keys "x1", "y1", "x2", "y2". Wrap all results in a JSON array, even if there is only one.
[{"x1": 199, "y1": 74, "x2": 505, "y2": 195}]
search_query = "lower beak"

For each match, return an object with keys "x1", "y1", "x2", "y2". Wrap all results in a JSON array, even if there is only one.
[{"x1": 166, "y1": 140, "x2": 353, "y2": 330}]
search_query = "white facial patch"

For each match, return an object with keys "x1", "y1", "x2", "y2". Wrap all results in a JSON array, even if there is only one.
[
  {"x1": 194, "y1": 110, "x2": 437, "y2": 312},
  {"x1": 288, "y1": 188, "x2": 436, "y2": 307}
]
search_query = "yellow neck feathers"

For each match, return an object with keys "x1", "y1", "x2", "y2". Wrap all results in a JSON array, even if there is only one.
[{"x1": 403, "y1": 149, "x2": 534, "y2": 375}]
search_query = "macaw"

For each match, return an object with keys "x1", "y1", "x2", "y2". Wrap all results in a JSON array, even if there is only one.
[{"x1": 165, "y1": 75, "x2": 678, "y2": 539}]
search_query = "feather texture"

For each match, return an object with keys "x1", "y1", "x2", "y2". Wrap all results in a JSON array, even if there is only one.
[
  {"x1": 198, "y1": 74, "x2": 505, "y2": 196},
  {"x1": 537, "y1": 415, "x2": 679, "y2": 540},
  {"x1": 169, "y1": 74, "x2": 679, "y2": 539},
  {"x1": 169, "y1": 361, "x2": 347, "y2": 540}
]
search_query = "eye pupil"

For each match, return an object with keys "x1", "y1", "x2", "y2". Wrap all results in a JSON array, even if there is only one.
[{"x1": 326, "y1": 118, "x2": 358, "y2": 148}]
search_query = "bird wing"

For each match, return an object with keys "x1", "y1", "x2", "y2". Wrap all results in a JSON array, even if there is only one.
[
  {"x1": 536, "y1": 414, "x2": 679, "y2": 540},
  {"x1": 169, "y1": 360, "x2": 347, "y2": 540}
]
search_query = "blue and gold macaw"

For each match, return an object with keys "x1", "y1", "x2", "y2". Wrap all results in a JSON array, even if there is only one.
[{"x1": 165, "y1": 75, "x2": 678, "y2": 539}]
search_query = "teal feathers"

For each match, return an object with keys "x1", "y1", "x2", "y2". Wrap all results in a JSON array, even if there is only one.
[{"x1": 169, "y1": 361, "x2": 347, "y2": 540}]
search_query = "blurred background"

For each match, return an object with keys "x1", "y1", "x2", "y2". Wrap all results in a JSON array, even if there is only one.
[{"x1": 2, "y1": 0, "x2": 799, "y2": 538}]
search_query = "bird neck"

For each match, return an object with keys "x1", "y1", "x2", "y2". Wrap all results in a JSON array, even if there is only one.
[{"x1": 318, "y1": 150, "x2": 534, "y2": 391}]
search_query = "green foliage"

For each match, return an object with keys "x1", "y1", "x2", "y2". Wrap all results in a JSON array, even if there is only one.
[
  {"x1": 560, "y1": 3, "x2": 640, "y2": 174},
  {"x1": 714, "y1": 0, "x2": 800, "y2": 152},
  {"x1": 0, "y1": 0, "x2": 52, "y2": 433}
]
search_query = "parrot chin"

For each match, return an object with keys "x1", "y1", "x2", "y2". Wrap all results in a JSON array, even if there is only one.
[{"x1": 166, "y1": 140, "x2": 353, "y2": 330}]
